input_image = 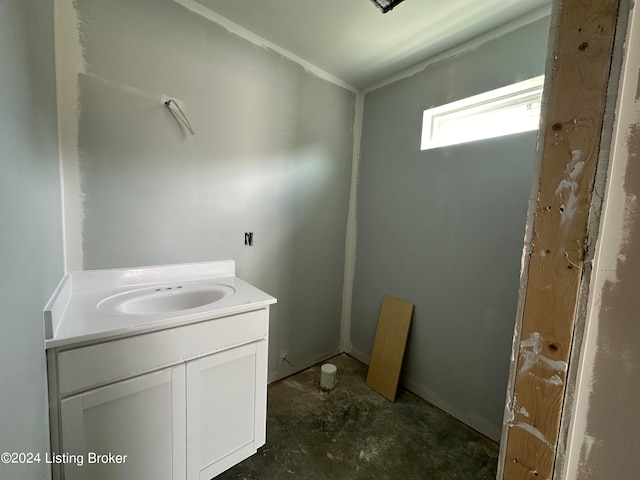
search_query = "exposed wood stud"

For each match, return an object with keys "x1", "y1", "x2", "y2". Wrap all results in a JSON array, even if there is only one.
[{"x1": 498, "y1": 0, "x2": 621, "y2": 479}]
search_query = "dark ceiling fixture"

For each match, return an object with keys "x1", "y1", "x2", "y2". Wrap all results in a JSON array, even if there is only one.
[{"x1": 370, "y1": 0, "x2": 407, "y2": 13}]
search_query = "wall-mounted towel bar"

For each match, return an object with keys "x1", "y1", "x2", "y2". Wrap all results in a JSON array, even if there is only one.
[{"x1": 164, "y1": 99, "x2": 195, "y2": 135}]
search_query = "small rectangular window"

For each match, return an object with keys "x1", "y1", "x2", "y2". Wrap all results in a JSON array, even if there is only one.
[{"x1": 420, "y1": 75, "x2": 544, "y2": 150}]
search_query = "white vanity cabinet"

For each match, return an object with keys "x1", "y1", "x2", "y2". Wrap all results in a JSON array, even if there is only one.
[
  {"x1": 47, "y1": 308, "x2": 270, "y2": 480},
  {"x1": 186, "y1": 341, "x2": 267, "y2": 480},
  {"x1": 59, "y1": 366, "x2": 186, "y2": 480}
]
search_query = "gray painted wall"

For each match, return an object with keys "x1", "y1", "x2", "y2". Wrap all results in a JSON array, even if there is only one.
[
  {"x1": 350, "y1": 18, "x2": 550, "y2": 441},
  {"x1": 60, "y1": 0, "x2": 355, "y2": 378},
  {"x1": 570, "y1": 128, "x2": 640, "y2": 479},
  {"x1": 0, "y1": 0, "x2": 64, "y2": 478}
]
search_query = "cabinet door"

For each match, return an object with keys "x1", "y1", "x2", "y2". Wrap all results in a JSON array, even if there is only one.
[
  {"x1": 60, "y1": 366, "x2": 186, "y2": 480},
  {"x1": 186, "y1": 341, "x2": 267, "y2": 480}
]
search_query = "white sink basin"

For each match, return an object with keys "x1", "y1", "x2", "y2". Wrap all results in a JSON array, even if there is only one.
[{"x1": 98, "y1": 283, "x2": 236, "y2": 315}]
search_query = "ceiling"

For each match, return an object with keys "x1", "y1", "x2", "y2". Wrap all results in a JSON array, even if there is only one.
[{"x1": 194, "y1": 0, "x2": 552, "y2": 89}]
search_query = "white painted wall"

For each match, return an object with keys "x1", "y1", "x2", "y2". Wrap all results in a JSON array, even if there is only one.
[
  {"x1": 563, "y1": 2, "x2": 640, "y2": 478},
  {"x1": 55, "y1": 0, "x2": 356, "y2": 379},
  {"x1": 0, "y1": 0, "x2": 64, "y2": 478}
]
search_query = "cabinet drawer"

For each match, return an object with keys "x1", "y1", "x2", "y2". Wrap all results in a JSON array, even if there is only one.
[{"x1": 56, "y1": 309, "x2": 267, "y2": 396}]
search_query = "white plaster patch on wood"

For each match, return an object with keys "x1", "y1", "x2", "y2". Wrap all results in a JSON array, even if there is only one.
[
  {"x1": 541, "y1": 355, "x2": 568, "y2": 372},
  {"x1": 555, "y1": 149, "x2": 585, "y2": 228},
  {"x1": 520, "y1": 237, "x2": 529, "y2": 276},
  {"x1": 506, "y1": 406, "x2": 515, "y2": 423},
  {"x1": 519, "y1": 332, "x2": 568, "y2": 374},
  {"x1": 513, "y1": 422, "x2": 554, "y2": 449},
  {"x1": 505, "y1": 392, "x2": 516, "y2": 423},
  {"x1": 517, "y1": 406, "x2": 530, "y2": 418},
  {"x1": 510, "y1": 320, "x2": 521, "y2": 362},
  {"x1": 520, "y1": 331, "x2": 543, "y2": 353},
  {"x1": 543, "y1": 374, "x2": 564, "y2": 386}
]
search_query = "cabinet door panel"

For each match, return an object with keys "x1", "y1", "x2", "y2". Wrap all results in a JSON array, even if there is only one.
[
  {"x1": 60, "y1": 366, "x2": 186, "y2": 480},
  {"x1": 187, "y1": 342, "x2": 265, "y2": 480}
]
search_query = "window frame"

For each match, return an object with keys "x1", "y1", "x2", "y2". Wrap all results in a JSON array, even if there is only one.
[{"x1": 420, "y1": 75, "x2": 545, "y2": 150}]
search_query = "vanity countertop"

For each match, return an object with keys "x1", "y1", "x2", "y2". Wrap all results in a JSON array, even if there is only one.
[{"x1": 44, "y1": 260, "x2": 276, "y2": 349}]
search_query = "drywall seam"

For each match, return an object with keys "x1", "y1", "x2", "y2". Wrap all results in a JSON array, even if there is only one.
[
  {"x1": 363, "y1": 4, "x2": 552, "y2": 94},
  {"x1": 55, "y1": 0, "x2": 85, "y2": 272},
  {"x1": 561, "y1": 2, "x2": 640, "y2": 478},
  {"x1": 173, "y1": 0, "x2": 357, "y2": 93},
  {"x1": 340, "y1": 92, "x2": 364, "y2": 353}
]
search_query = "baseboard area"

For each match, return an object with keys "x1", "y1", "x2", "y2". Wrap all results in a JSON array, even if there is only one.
[
  {"x1": 400, "y1": 375, "x2": 502, "y2": 443},
  {"x1": 346, "y1": 344, "x2": 501, "y2": 442},
  {"x1": 347, "y1": 345, "x2": 371, "y2": 365}
]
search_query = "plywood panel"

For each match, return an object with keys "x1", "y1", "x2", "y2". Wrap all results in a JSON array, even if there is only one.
[
  {"x1": 499, "y1": 1, "x2": 621, "y2": 479},
  {"x1": 365, "y1": 296, "x2": 414, "y2": 401}
]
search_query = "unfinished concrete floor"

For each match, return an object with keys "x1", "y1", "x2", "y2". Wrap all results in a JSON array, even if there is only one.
[{"x1": 217, "y1": 354, "x2": 498, "y2": 480}]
